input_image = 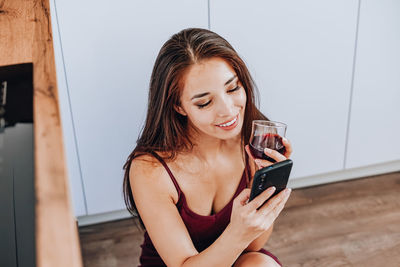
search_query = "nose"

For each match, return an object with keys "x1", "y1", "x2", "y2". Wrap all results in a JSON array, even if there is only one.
[{"x1": 216, "y1": 95, "x2": 235, "y2": 118}]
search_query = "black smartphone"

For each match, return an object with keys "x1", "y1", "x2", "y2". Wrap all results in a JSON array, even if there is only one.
[{"x1": 249, "y1": 159, "x2": 293, "y2": 202}]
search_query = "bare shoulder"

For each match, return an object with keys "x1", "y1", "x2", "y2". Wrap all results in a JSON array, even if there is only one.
[
  {"x1": 129, "y1": 153, "x2": 178, "y2": 203},
  {"x1": 129, "y1": 153, "x2": 199, "y2": 266},
  {"x1": 130, "y1": 153, "x2": 164, "y2": 178}
]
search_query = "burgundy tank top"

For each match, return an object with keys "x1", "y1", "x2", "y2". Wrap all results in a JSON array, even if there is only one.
[{"x1": 138, "y1": 152, "x2": 281, "y2": 267}]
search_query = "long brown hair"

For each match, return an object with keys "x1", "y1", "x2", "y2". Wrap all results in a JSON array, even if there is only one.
[{"x1": 123, "y1": 28, "x2": 268, "y2": 227}]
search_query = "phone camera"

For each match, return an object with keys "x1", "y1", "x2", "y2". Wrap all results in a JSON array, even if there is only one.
[{"x1": 261, "y1": 173, "x2": 266, "y2": 183}]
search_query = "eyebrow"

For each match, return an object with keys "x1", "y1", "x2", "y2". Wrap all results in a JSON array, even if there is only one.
[
  {"x1": 190, "y1": 75, "x2": 237, "y2": 100},
  {"x1": 224, "y1": 75, "x2": 237, "y2": 86}
]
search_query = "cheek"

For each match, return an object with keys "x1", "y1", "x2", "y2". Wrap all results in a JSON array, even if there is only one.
[
  {"x1": 187, "y1": 107, "x2": 213, "y2": 127},
  {"x1": 236, "y1": 89, "x2": 247, "y2": 107}
]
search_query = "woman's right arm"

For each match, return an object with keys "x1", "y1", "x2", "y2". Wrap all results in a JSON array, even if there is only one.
[{"x1": 130, "y1": 156, "x2": 291, "y2": 267}]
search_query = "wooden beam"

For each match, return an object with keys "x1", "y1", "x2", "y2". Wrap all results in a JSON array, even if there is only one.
[{"x1": 0, "y1": 0, "x2": 83, "y2": 266}]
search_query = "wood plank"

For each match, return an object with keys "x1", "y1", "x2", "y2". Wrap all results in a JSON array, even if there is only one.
[
  {"x1": 269, "y1": 171, "x2": 400, "y2": 267},
  {"x1": 0, "y1": 1, "x2": 83, "y2": 266},
  {"x1": 0, "y1": 0, "x2": 34, "y2": 64},
  {"x1": 79, "y1": 172, "x2": 400, "y2": 267}
]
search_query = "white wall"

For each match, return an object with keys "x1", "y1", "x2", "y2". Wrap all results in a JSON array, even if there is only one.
[
  {"x1": 51, "y1": 0, "x2": 208, "y2": 216},
  {"x1": 50, "y1": 0, "x2": 400, "y2": 222},
  {"x1": 210, "y1": 0, "x2": 359, "y2": 179},
  {"x1": 345, "y1": 0, "x2": 400, "y2": 168}
]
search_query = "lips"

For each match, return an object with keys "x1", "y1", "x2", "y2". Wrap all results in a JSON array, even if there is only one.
[{"x1": 216, "y1": 115, "x2": 238, "y2": 128}]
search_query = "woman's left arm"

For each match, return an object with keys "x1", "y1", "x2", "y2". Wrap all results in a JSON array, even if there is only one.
[{"x1": 244, "y1": 137, "x2": 293, "y2": 251}]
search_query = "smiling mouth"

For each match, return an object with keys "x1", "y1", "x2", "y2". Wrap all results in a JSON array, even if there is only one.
[{"x1": 216, "y1": 115, "x2": 238, "y2": 127}]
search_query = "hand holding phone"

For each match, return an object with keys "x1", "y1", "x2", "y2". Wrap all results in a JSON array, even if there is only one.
[{"x1": 249, "y1": 159, "x2": 293, "y2": 203}]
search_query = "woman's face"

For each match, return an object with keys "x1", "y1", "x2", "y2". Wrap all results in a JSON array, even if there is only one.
[{"x1": 177, "y1": 57, "x2": 247, "y2": 141}]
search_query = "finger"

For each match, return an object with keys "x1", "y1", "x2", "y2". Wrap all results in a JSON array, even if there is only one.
[
  {"x1": 264, "y1": 148, "x2": 287, "y2": 162},
  {"x1": 258, "y1": 188, "x2": 291, "y2": 216},
  {"x1": 246, "y1": 145, "x2": 274, "y2": 170},
  {"x1": 233, "y1": 188, "x2": 251, "y2": 207},
  {"x1": 282, "y1": 137, "x2": 293, "y2": 158},
  {"x1": 262, "y1": 200, "x2": 287, "y2": 227},
  {"x1": 246, "y1": 186, "x2": 276, "y2": 210},
  {"x1": 254, "y1": 158, "x2": 274, "y2": 169}
]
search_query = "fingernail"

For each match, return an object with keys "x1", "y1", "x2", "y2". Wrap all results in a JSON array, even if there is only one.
[
  {"x1": 269, "y1": 186, "x2": 276, "y2": 192},
  {"x1": 255, "y1": 159, "x2": 262, "y2": 165},
  {"x1": 286, "y1": 188, "x2": 292, "y2": 195}
]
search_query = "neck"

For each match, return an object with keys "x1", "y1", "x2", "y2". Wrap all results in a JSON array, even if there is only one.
[{"x1": 185, "y1": 128, "x2": 243, "y2": 163}]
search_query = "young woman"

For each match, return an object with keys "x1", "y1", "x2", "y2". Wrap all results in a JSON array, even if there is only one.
[{"x1": 123, "y1": 28, "x2": 293, "y2": 267}]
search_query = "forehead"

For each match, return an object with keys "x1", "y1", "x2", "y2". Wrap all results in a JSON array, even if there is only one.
[{"x1": 181, "y1": 58, "x2": 236, "y2": 98}]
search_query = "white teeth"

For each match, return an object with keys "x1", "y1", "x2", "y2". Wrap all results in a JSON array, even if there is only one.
[{"x1": 218, "y1": 116, "x2": 237, "y2": 127}]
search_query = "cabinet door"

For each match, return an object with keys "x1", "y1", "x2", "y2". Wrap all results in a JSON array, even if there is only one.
[
  {"x1": 346, "y1": 0, "x2": 400, "y2": 169},
  {"x1": 211, "y1": 0, "x2": 359, "y2": 178},
  {"x1": 54, "y1": 0, "x2": 208, "y2": 215}
]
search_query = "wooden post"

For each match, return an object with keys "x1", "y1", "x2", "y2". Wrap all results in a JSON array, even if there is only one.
[{"x1": 0, "y1": 1, "x2": 83, "y2": 266}]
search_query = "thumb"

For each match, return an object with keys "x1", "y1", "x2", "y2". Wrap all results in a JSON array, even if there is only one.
[{"x1": 233, "y1": 188, "x2": 251, "y2": 207}]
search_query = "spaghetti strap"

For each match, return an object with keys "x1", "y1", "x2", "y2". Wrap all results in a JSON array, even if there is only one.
[{"x1": 150, "y1": 151, "x2": 182, "y2": 196}]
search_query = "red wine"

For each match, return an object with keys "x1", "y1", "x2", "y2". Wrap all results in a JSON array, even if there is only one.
[{"x1": 249, "y1": 133, "x2": 286, "y2": 162}]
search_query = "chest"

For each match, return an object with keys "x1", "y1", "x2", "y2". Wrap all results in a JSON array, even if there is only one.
[{"x1": 170, "y1": 160, "x2": 246, "y2": 216}]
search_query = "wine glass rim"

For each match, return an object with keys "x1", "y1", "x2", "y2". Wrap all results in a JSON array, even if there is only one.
[{"x1": 252, "y1": 120, "x2": 287, "y2": 128}]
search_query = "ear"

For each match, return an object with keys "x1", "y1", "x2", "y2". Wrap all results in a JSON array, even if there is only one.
[{"x1": 174, "y1": 105, "x2": 187, "y2": 116}]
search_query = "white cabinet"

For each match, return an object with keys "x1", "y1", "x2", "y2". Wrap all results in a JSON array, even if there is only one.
[
  {"x1": 210, "y1": 0, "x2": 359, "y2": 178},
  {"x1": 52, "y1": 0, "x2": 208, "y2": 215},
  {"x1": 345, "y1": 0, "x2": 400, "y2": 169},
  {"x1": 51, "y1": 0, "x2": 400, "y2": 221}
]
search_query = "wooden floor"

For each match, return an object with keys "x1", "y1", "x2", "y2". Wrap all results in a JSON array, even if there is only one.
[{"x1": 79, "y1": 172, "x2": 400, "y2": 267}]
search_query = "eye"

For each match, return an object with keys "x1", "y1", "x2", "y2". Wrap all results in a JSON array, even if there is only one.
[
  {"x1": 197, "y1": 100, "x2": 211, "y2": 109},
  {"x1": 228, "y1": 86, "x2": 240, "y2": 93}
]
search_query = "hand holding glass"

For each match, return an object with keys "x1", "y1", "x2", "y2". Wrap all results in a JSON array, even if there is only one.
[{"x1": 249, "y1": 120, "x2": 287, "y2": 163}]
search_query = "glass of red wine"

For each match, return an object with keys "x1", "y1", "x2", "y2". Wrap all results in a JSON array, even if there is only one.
[{"x1": 249, "y1": 120, "x2": 287, "y2": 163}]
